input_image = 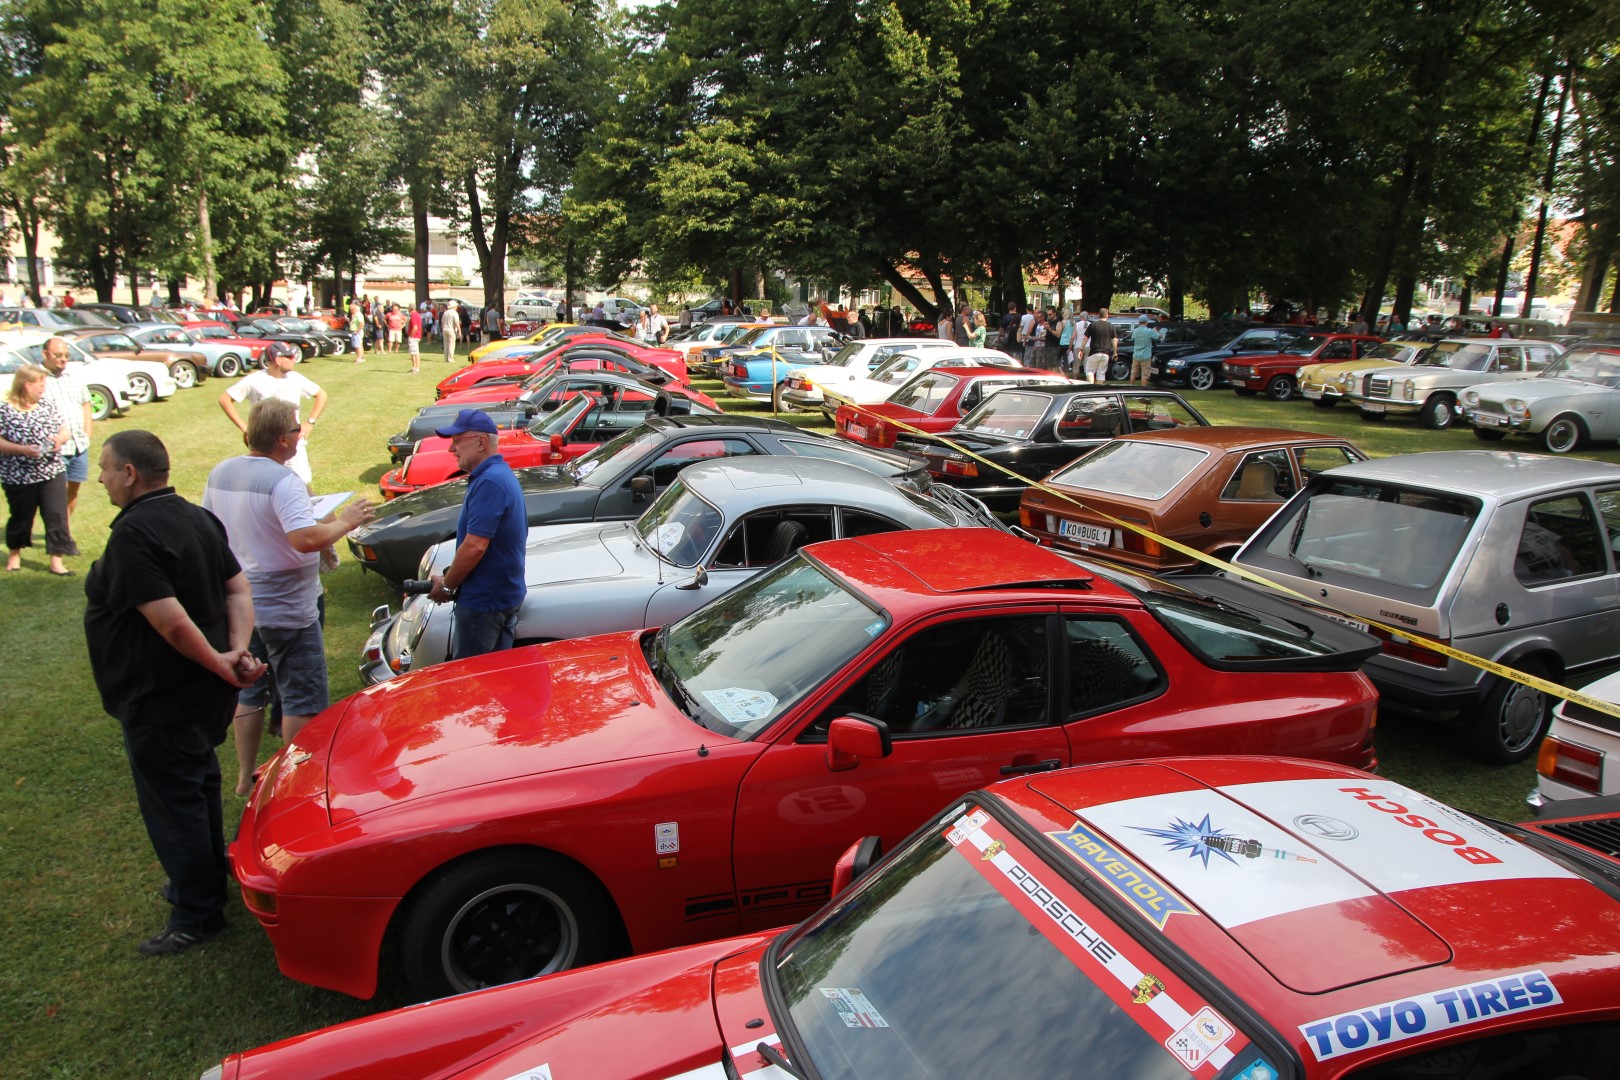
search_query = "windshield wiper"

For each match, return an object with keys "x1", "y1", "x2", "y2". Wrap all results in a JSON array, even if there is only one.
[
  {"x1": 1283, "y1": 502, "x2": 1319, "y2": 576},
  {"x1": 754, "y1": 1042, "x2": 808, "y2": 1080},
  {"x1": 648, "y1": 631, "x2": 714, "y2": 730}
]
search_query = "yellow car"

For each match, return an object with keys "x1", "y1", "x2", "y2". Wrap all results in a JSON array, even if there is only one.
[
  {"x1": 467, "y1": 321, "x2": 576, "y2": 363},
  {"x1": 1298, "y1": 340, "x2": 1428, "y2": 408}
]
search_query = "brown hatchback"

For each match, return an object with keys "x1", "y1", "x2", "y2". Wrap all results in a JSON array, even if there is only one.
[
  {"x1": 1019, "y1": 426, "x2": 1365, "y2": 572},
  {"x1": 55, "y1": 326, "x2": 210, "y2": 389}
]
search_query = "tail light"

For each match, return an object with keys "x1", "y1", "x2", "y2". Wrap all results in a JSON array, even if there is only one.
[
  {"x1": 941, "y1": 459, "x2": 977, "y2": 477},
  {"x1": 1019, "y1": 507, "x2": 1035, "y2": 529},
  {"x1": 1118, "y1": 530, "x2": 1162, "y2": 558},
  {"x1": 1376, "y1": 631, "x2": 1450, "y2": 668},
  {"x1": 1538, "y1": 736, "x2": 1603, "y2": 793}
]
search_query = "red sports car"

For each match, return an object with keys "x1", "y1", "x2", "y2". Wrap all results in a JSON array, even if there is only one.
[
  {"x1": 380, "y1": 389, "x2": 662, "y2": 498},
  {"x1": 835, "y1": 365, "x2": 1072, "y2": 449},
  {"x1": 216, "y1": 757, "x2": 1620, "y2": 1078},
  {"x1": 434, "y1": 348, "x2": 697, "y2": 408},
  {"x1": 229, "y1": 529, "x2": 1378, "y2": 1001},
  {"x1": 182, "y1": 320, "x2": 272, "y2": 370},
  {"x1": 435, "y1": 337, "x2": 689, "y2": 399}
]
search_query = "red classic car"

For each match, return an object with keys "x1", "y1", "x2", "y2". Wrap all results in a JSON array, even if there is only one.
[
  {"x1": 380, "y1": 390, "x2": 663, "y2": 498},
  {"x1": 229, "y1": 529, "x2": 1380, "y2": 1001},
  {"x1": 217, "y1": 758, "x2": 1620, "y2": 1080},
  {"x1": 435, "y1": 336, "x2": 689, "y2": 399},
  {"x1": 435, "y1": 346, "x2": 699, "y2": 408},
  {"x1": 181, "y1": 320, "x2": 271, "y2": 373},
  {"x1": 1022, "y1": 426, "x2": 1366, "y2": 573},
  {"x1": 834, "y1": 366, "x2": 1073, "y2": 449},
  {"x1": 1221, "y1": 333, "x2": 1386, "y2": 400}
]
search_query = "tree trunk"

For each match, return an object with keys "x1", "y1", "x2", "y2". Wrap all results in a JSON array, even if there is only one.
[
  {"x1": 1458, "y1": 284, "x2": 1474, "y2": 318},
  {"x1": 463, "y1": 171, "x2": 492, "y2": 284},
  {"x1": 1578, "y1": 222, "x2": 1612, "y2": 311},
  {"x1": 197, "y1": 178, "x2": 216, "y2": 301},
  {"x1": 1522, "y1": 60, "x2": 1573, "y2": 319},
  {"x1": 1167, "y1": 272, "x2": 1185, "y2": 321},
  {"x1": 20, "y1": 210, "x2": 42, "y2": 305},
  {"x1": 1392, "y1": 273, "x2": 1418, "y2": 327},
  {"x1": 564, "y1": 238, "x2": 575, "y2": 318},
  {"x1": 166, "y1": 278, "x2": 181, "y2": 306},
  {"x1": 412, "y1": 191, "x2": 431, "y2": 308},
  {"x1": 1493, "y1": 68, "x2": 1554, "y2": 316},
  {"x1": 874, "y1": 257, "x2": 937, "y2": 318}
]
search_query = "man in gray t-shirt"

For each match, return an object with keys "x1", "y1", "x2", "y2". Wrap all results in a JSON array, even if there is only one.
[{"x1": 202, "y1": 399, "x2": 372, "y2": 795}]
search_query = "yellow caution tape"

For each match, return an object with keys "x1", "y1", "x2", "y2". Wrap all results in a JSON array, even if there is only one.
[{"x1": 823, "y1": 394, "x2": 1620, "y2": 722}]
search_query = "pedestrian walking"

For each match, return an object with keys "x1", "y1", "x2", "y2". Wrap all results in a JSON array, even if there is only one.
[
  {"x1": 440, "y1": 300, "x2": 462, "y2": 363},
  {"x1": 1086, "y1": 309, "x2": 1116, "y2": 384}
]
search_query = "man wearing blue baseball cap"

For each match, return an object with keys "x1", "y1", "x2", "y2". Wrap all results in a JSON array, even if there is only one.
[{"x1": 426, "y1": 409, "x2": 526, "y2": 659}]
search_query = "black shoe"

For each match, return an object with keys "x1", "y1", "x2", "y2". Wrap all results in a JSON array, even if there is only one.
[{"x1": 137, "y1": 921, "x2": 224, "y2": 956}]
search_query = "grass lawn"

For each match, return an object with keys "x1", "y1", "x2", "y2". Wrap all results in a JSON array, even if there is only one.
[{"x1": 2, "y1": 348, "x2": 1614, "y2": 1074}]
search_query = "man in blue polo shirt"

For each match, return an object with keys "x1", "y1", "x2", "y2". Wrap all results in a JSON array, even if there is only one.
[{"x1": 427, "y1": 409, "x2": 526, "y2": 659}]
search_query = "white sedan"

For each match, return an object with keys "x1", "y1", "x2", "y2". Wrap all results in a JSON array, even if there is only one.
[
  {"x1": 817, "y1": 346, "x2": 1029, "y2": 419},
  {"x1": 775, "y1": 337, "x2": 961, "y2": 411}
]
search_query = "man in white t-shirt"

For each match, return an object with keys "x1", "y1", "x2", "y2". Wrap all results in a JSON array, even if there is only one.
[
  {"x1": 217, "y1": 343, "x2": 326, "y2": 484},
  {"x1": 203, "y1": 398, "x2": 372, "y2": 794}
]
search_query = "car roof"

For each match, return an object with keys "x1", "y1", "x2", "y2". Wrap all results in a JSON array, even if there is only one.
[
  {"x1": 1117, "y1": 425, "x2": 1354, "y2": 451},
  {"x1": 977, "y1": 381, "x2": 1148, "y2": 399},
  {"x1": 1315, "y1": 450, "x2": 1620, "y2": 497},
  {"x1": 678, "y1": 454, "x2": 902, "y2": 499},
  {"x1": 644, "y1": 414, "x2": 800, "y2": 435},
  {"x1": 911, "y1": 365, "x2": 1067, "y2": 381},
  {"x1": 987, "y1": 755, "x2": 1620, "y2": 1046},
  {"x1": 808, "y1": 528, "x2": 1121, "y2": 601},
  {"x1": 1433, "y1": 336, "x2": 1562, "y2": 347}
]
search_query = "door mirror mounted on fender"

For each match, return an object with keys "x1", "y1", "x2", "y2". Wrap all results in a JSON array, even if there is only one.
[{"x1": 831, "y1": 835, "x2": 884, "y2": 895}]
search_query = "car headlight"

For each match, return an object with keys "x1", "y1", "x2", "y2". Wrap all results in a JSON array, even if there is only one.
[
  {"x1": 1506, "y1": 398, "x2": 1529, "y2": 414},
  {"x1": 1399, "y1": 381, "x2": 1415, "y2": 400},
  {"x1": 1167, "y1": 359, "x2": 1185, "y2": 368},
  {"x1": 1461, "y1": 390, "x2": 1479, "y2": 406},
  {"x1": 1333, "y1": 373, "x2": 1350, "y2": 386}
]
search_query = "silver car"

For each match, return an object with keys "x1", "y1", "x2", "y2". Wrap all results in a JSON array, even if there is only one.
[
  {"x1": 1344, "y1": 337, "x2": 1563, "y2": 429},
  {"x1": 362, "y1": 456, "x2": 1006, "y2": 683},
  {"x1": 1234, "y1": 451, "x2": 1620, "y2": 764},
  {"x1": 1462, "y1": 344, "x2": 1620, "y2": 454}
]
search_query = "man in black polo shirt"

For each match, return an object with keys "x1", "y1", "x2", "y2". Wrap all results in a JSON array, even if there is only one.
[{"x1": 84, "y1": 431, "x2": 265, "y2": 955}]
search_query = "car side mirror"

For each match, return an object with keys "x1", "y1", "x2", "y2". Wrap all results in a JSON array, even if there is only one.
[
  {"x1": 521, "y1": 401, "x2": 539, "y2": 416},
  {"x1": 831, "y1": 835, "x2": 884, "y2": 896},
  {"x1": 826, "y1": 714, "x2": 893, "y2": 772},
  {"x1": 676, "y1": 566, "x2": 709, "y2": 591},
  {"x1": 630, "y1": 475, "x2": 654, "y2": 501},
  {"x1": 541, "y1": 399, "x2": 561, "y2": 412},
  {"x1": 548, "y1": 433, "x2": 564, "y2": 453}
]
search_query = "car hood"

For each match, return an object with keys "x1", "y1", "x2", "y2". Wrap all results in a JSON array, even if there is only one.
[
  {"x1": 325, "y1": 632, "x2": 708, "y2": 817},
  {"x1": 224, "y1": 932, "x2": 773, "y2": 1080},
  {"x1": 1475, "y1": 378, "x2": 1608, "y2": 405},
  {"x1": 789, "y1": 363, "x2": 863, "y2": 385},
  {"x1": 356, "y1": 466, "x2": 572, "y2": 537},
  {"x1": 519, "y1": 521, "x2": 647, "y2": 587}
]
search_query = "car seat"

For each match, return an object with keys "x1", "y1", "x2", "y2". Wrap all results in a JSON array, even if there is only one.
[
  {"x1": 764, "y1": 519, "x2": 810, "y2": 563},
  {"x1": 1234, "y1": 461, "x2": 1281, "y2": 501}
]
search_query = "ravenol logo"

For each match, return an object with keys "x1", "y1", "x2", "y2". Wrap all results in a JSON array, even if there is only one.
[{"x1": 1048, "y1": 823, "x2": 1191, "y2": 929}]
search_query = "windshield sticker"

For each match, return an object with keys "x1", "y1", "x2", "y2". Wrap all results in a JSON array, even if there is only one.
[
  {"x1": 950, "y1": 819, "x2": 1243, "y2": 1076},
  {"x1": 820, "y1": 987, "x2": 890, "y2": 1029},
  {"x1": 700, "y1": 687, "x2": 778, "y2": 725},
  {"x1": 652, "y1": 522, "x2": 686, "y2": 550},
  {"x1": 1049, "y1": 823, "x2": 1192, "y2": 929},
  {"x1": 1233, "y1": 1061, "x2": 1278, "y2": 1080},
  {"x1": 1300, "y1": 970, "x2": 1560, "y2": 1061},
  {"x1": 864, "y1": 620, "x2": 885, "y2": 637},
  {"x1": 1167, "y1": 1007, "x2": 1234, "y2": 1070}
]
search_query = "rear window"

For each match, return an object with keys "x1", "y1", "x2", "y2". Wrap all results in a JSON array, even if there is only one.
[
  {"x1": 957, "y1": 391, "x2": 1051, "y2": 436},
  {"x1": 1048, "y1": 440, "x2": 1208, "y2": 500},
  {"x1": 1245, "y1": 480, "x2": 1481, "y2": 601},
  {"x1": 887, "y1": 371, "x2": 958, "y2": 414}
]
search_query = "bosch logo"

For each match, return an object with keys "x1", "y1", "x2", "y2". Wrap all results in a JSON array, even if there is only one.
[{"x1": 1293, "y1": 814, "x2": 1359, "y2": 841}]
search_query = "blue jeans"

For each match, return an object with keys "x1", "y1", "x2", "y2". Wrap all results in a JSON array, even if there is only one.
[{"x1": 452, "y1": 605, "x2": 518, "y2": 661}]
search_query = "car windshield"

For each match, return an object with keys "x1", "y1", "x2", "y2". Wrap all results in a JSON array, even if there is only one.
[
  {"x1": 886, "y1": 371, "x2": 958, "y2": 414},
  {"x1": 1418, "y1": 342, "x2": 1492, "y2": 371},
  {"x1": 648, "y1": 556, "x2": 887, "y2": 737},
  {"x1": 632, "y1": 478, "x2": 723, "y2": 567},
  {"x1": 1048, "y1": 440, "x2": 1208, "y2": 500},
  {"x1": 956, "y1": 391, "x2": 1051, "y2": 436},
  {"x1": 523, "y1": 392, "x2": 597, "y2": 438},
  {"x1": 1254, "y1": 480, "x2": 1480, "y2": 596},
  {"x1": 768, "y1": 803, "x2": 1259, "y2": 1080},
  {"x1": 566, "y1": 426, "x2": 663, "y2": 484},
  {"x1": 278, "y1": 317, "x2": 319, "y2": 332},
  {"x1": 1362, "y1": 342, "x2": 1421, "y2": 363},
  {"x1": 1538, "y1": 350, "x2": 1620, "y2": 387},
  {"x1": 1282, "y1": 335, "x2": 1331, "y2": 356},
  {"x1": 732, "y1": 327, "x2": 773, "y2": 347},
  {"x1": 868, "y1": 353, "x2": 919, "y2": 384},
  {"x1": 822, "y1": 342, "x2": 865, "y2": 369},
  {"x1": 53, "y1": 309, "x2": 114, "y2": 328}
]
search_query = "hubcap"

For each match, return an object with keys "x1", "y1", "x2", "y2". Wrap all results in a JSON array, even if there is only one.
[
  {"x1": 441, "y1": 883, "x2": 577, "y2": 993},
  {"x1": 1190, "y1": 367, "x2": 1214, "y2": 390},
  {"x1": 1547, "y1": 421, "x2": 1577, "y2": 451},
  {"x1": 1496, "y1": 681, "x2": 1546, "y2": 756}
]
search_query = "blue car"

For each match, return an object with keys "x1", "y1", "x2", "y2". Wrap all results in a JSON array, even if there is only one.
[
  {"x1": 721, "y1": 346, "x2": 833, "y2": 399},
  {"x1": 699, "y1": 324, "x2": 840, "y2": 380}
]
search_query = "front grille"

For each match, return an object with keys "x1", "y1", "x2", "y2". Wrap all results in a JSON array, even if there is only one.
[
  {"x1": 1365, "y1": 375, "x2": 1391, "y2": 398},
  {"x1": 1537, "y1": 817, "x2": 1620, "y2": 857}
]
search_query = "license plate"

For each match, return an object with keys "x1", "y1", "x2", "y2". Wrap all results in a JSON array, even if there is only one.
[
  {"x1": 1360, "y1": 402, "x2": 1384, "y2": 413},
  {"x1": 1474, "y1": 412, "x2": 1506, "y2": 426},
  {"x1": 1320, "y1": 611, "x2": 1370, "y2": 633},
  {"x1": 847, "y1": 422, "x2": 868, "y2": 440},
  {"x1": 1301, "y1": 388, "x2": 1321, "y2": 399},
  {"x1": 1059, "y1": 520, "x2": 1112, "y2": 545}
]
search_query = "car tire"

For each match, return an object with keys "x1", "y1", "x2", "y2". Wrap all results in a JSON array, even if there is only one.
[
  {"x1": 772, "y1": 382, "x2": 797, "y2": 412},
  {"x1": 1540, "y1": 415, "x2": 1584, "y2": 454},
  {"x1": 399, "y1": 850, "x2": 617, "y2": 1001},
  {"x1": 170, "y1": 360, "x2": 198, "y2": 389},
  {"x1": 217, "y1": 353, "x2": 243, "y2": 377},
  {"x1": 1419, "y1": 394, "x2": 1455, "y2": 430},
  {"x1": 1472, "y1": 427, "x2": 1506, "y2": 442},
  {"x1": 1187, "y1": 365, "x2": 1217, "y2": 391},
  {"x1": 1467, "y1": 659, "x2": 1553, "y2": 764},
  {"x1": 87, "y1": 385, "x2": 116, "y2": 422},
  {"x1": 1311, "y1": 395, "x2": 1337, "y2": 409},
  {"x1": 1265, "y1": 376, "x2": 1296, "y2": 402},
  {"x1": 126, "y1": 373, "x2": 157, "y2": 405},
  {"x1": 1108, "y1": 358, "x2": 1131, "y2": 382},
  {"x1": 1358, "y1": 408, "x2": 1387, "y2": 422}
]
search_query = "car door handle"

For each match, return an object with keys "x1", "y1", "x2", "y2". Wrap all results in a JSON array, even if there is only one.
[{"x1": 1000, "y1": 758, "x2": 1062, "y2": 776}]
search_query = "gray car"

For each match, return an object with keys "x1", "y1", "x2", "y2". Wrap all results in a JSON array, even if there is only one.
[
  {"x1": 1345, "y1": 337, "x2": 1563, "y2": 429},
  {"x1": 1462, "y1": 344, "x2": 1620, "y2": 454},
  {"x1": 363, "y1": 456, "x2": 1007, "y2": 684},
  {"x1": 1233, "y1": 451, "x2": 1620, "y2": 764}
]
